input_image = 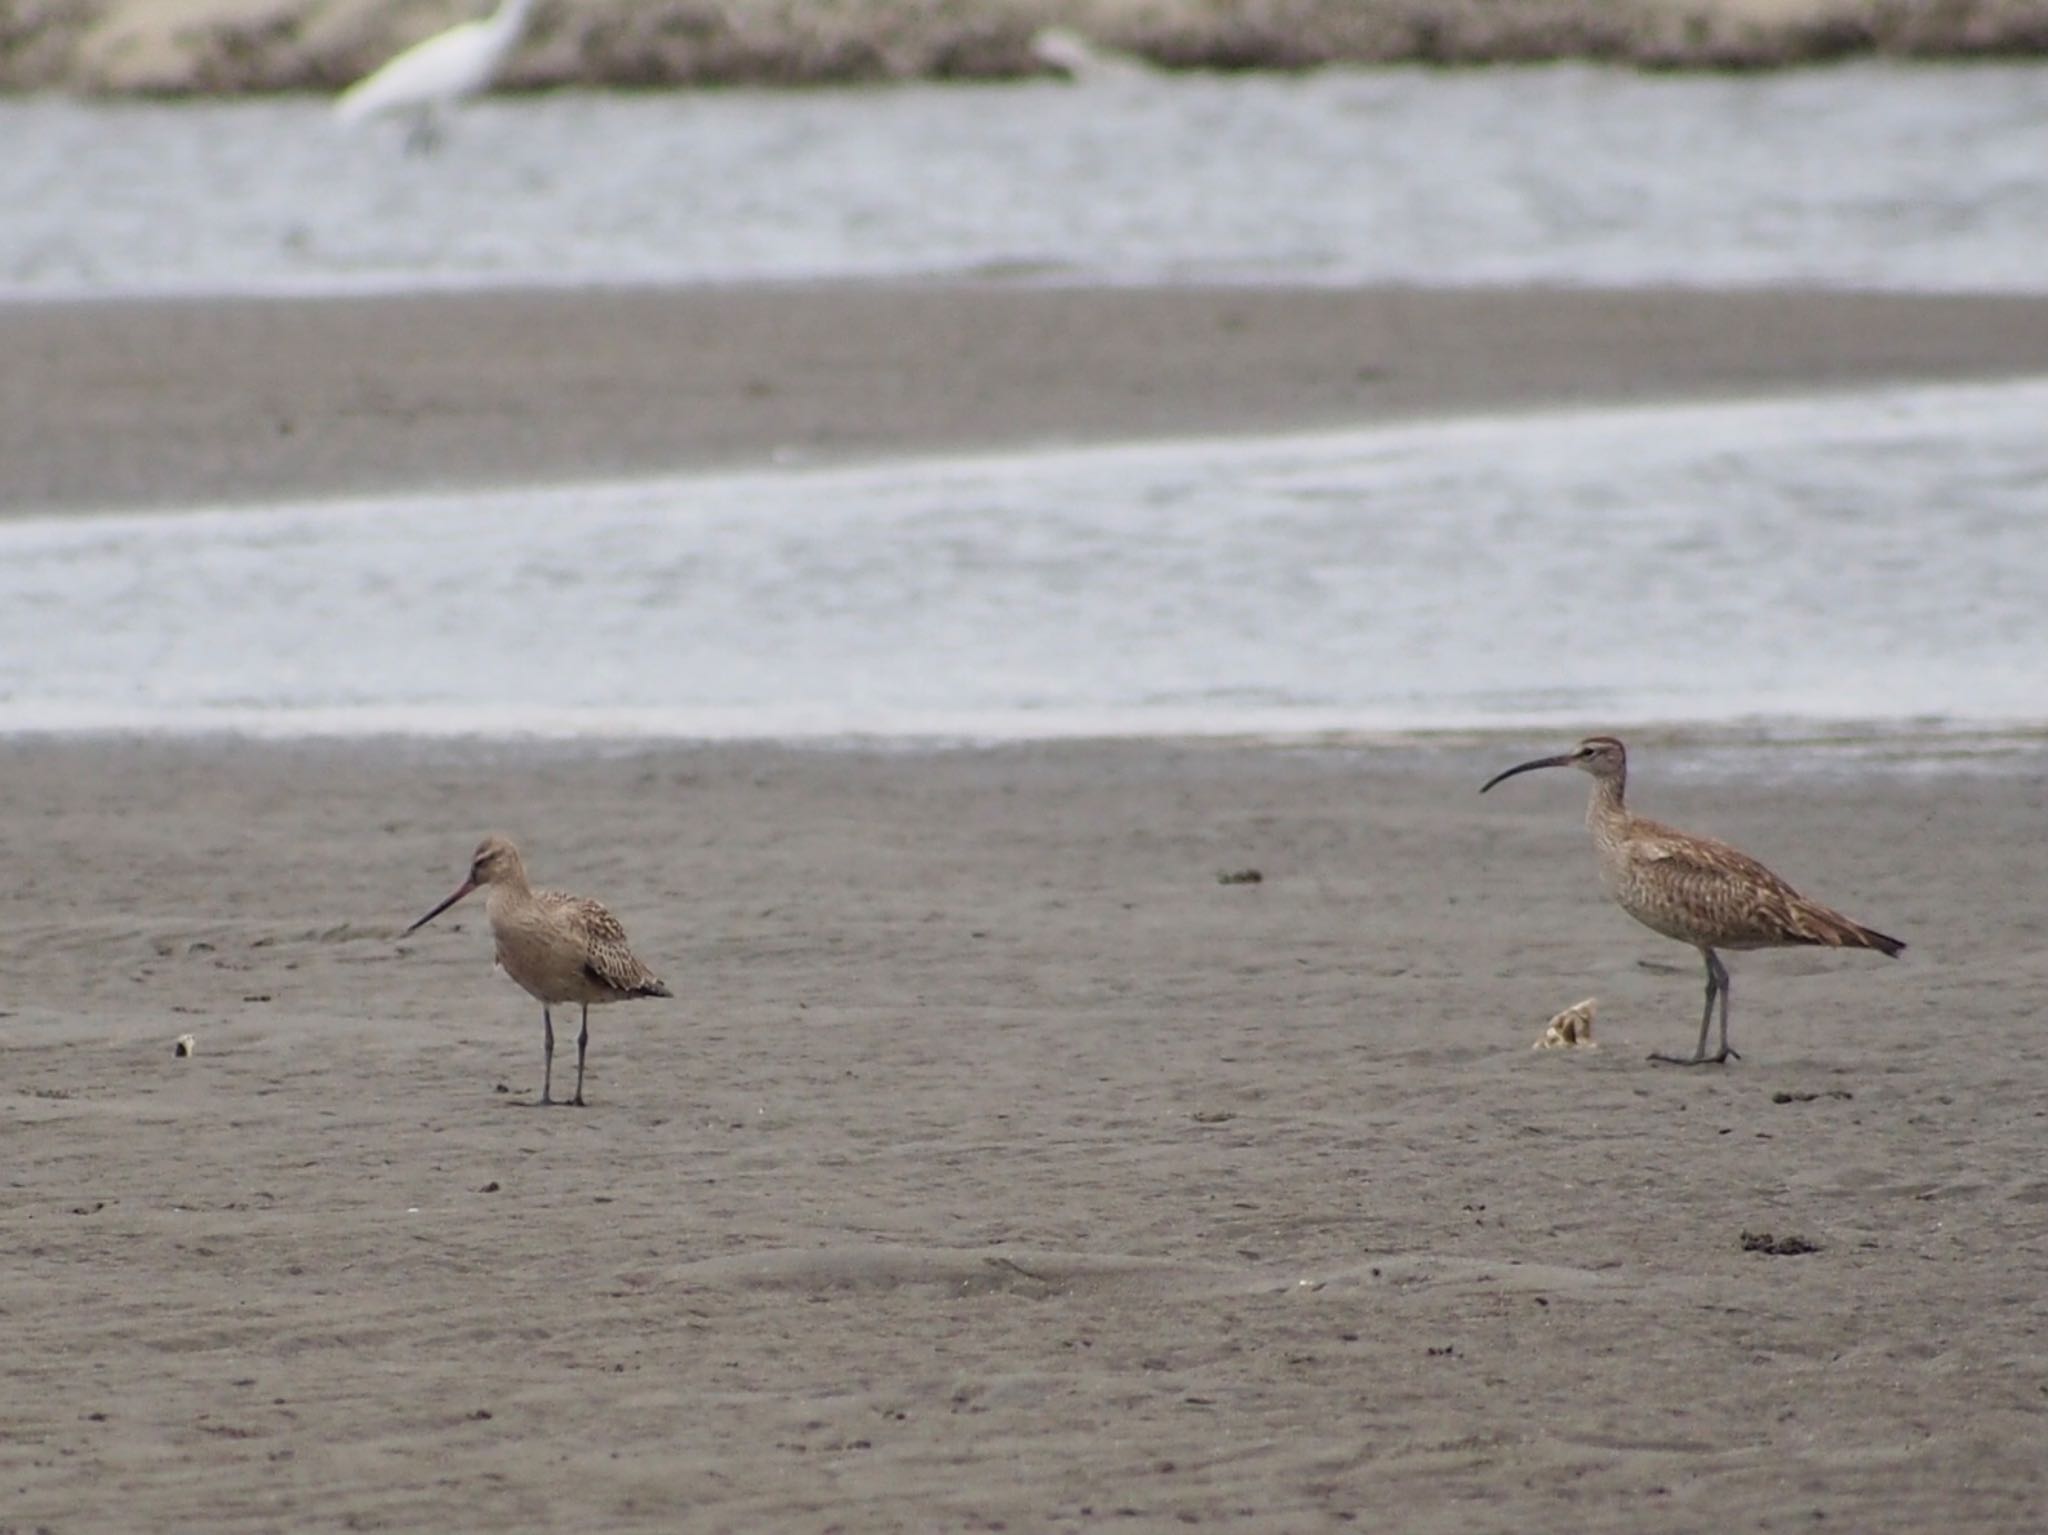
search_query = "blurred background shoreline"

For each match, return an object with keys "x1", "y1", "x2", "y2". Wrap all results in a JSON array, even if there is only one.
[{"x1": 13, "y1": 0, "x2": 2048, "y2": 96}]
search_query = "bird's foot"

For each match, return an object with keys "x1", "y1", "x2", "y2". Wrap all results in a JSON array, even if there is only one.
[
  {"x1": 1716, "y1": 1045, "x2": 1742, "y2": 1063},
  {"x1": 569, "y1": 1094, "x2": 586, "y2": 1108},
  {"x1": 1647, "y1": 1051, "x2": 1725, "y2": 1067},
  {"x1": 538, "y1": 1091, "x2": 554, "y2": 1106}
]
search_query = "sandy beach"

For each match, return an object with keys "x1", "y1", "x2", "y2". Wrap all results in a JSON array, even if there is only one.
[
  {"x1": 4, "y1": 271, "x2": 2048, "y2": 1529},
  {"x1": 11, "y1": 284, "x2": 2048, "y2": 513},
  {"x1": 3, "y1": 735, "x2": 2046, "y2": 1531}
]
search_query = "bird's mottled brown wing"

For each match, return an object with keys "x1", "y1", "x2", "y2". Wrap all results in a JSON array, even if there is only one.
[
  {"x1": 538, "y1": 889, "x2": 670, "y2": 996},
  {"x1": 1627, "y1": 817, "x2": 1791, "y2": 890},
  {"x1": 1624, "y1": 819, "x2": 1887, "y2": 951}
]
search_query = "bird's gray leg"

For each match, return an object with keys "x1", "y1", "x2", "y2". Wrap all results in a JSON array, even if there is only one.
[
  {"x1": 1711, "y1": 953, "x2": 1740, "y2": 1063},
  {"x1": 405, "y1": 108, "x2": 442, "y2": 155},
  {"x1": 1650, "y1": 948, "x2": 1722, "y2": 1066},
  {"x1": 572, "y1": 1004, "x2": 589, "y2": 1108},
  {"x1": 540, "y1": 1006, "x2": 555, "y2": 1105}
]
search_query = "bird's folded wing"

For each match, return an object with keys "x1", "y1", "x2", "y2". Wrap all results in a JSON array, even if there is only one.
[
  {"x1": 548, "y1": 891, "x2": 663, "y2": 993},
  {"x1": 1626, "y1": 820, "x2": 1789, "y2": 891},
  {"x1": 1624, "y1": 823, "x2": 1875, "y2": 947}
]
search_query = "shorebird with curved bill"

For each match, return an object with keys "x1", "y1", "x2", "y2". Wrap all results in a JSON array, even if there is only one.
[
  {"x1": 405, "y1": 835, "x2": 671, "y2": 1105},
  {"x1": 1480, "y1": 736, "x2": 1903, "y2": 1065}
]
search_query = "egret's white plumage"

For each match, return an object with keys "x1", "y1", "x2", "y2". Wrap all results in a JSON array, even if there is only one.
[
  {"x1": 335, "y1": 0, "x2": 537, "y2": 149},
  {"x1": 1028, "y1": 27, "x2": 1149, "y2": 84}
]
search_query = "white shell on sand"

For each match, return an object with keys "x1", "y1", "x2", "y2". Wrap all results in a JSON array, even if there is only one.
[
  {"x1": 173, "y1": 1033, "x2": 198, "y2": 1057},
  {"x1": 1531, "y1": 998, "x2": 1597, "y2": 1051}
]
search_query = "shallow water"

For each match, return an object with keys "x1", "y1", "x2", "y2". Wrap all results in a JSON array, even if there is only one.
[
  {"x1": 5, "y1": 63, "x2": 2047, "y2": 295},
  {"x1": 3, "y1": 380, "x2": 2044, "y2": 742}
]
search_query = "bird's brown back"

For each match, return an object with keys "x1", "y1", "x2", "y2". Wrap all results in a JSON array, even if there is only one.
[
  {"x1": 540, "y1": 890, "x2": 671, "y2": 998},
  {"x1": 1602, "y1": 815, "x2": 1903, "y2": 956}
]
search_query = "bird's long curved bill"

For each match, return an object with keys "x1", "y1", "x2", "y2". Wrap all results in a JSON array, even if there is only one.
[
  {"x1": 1479, "y1": 754, "x2": 1574, "y2": 794},
  {"x1": 405, "y1": 877, "x2": 476, "y2": 934}
]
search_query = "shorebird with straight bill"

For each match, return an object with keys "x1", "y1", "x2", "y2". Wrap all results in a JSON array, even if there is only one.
[
  {"x1": 405, "y1": 835, "x2": 671, "y2": 1105},
  {"x1": 1480, "y1": 736, "x2": 1903, "y2": 1065}
]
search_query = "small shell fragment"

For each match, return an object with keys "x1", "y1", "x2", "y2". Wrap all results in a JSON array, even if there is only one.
[
  {"x1": 173, "y1": 1034, "x2": 198, "y2": 1058},
  {"x1": 1532, "y1": 998, "x2": 1597, "y2": 1051}
]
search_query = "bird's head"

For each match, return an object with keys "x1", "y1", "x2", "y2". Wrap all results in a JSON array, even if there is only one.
[
  {"x1": 404, "y1": 834, "x2": 525, "y2": 935},
  {"x1": 465, "y1": 834, "x2": 524, "y2": 887},
  {"x1": 1480, "y1": 735, "x2": 1628, "y2": 793}
]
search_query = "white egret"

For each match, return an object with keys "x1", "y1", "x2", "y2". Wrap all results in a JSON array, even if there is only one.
[
  {"x1": 334, "y1": 0, "x2": 538, "y2": 152},
  {"x1": 1028, "y1": 27, "x2": 1149, "y2": 84}
]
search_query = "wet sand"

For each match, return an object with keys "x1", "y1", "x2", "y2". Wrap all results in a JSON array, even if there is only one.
[
  {"x1": 4, "y1": 737, "x2": 2046, "y2": 1531},
  {"x1": 10, "y1": 283, "x2": 2048, "y2": 513}
]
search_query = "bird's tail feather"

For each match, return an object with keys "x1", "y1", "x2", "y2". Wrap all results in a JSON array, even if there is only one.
[{"x1": 1791, "y1": 902, "x2": 1905, "y2": 957}]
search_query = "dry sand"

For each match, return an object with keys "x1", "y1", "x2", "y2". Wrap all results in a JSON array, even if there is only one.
[
  {"x1": 11, "y1": 283, "x2": 2048, "y2": 513},
  {"x1": 4, "y1": 737, "x2": 2047, "y2": 1531}
]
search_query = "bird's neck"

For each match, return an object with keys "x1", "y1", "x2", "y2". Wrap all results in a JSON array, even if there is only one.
[
  {"x1": 489, "y1": 0, "x2": 536, "y2": 40},
  {"x1": 1585, "y1": 772, "x2": 1627, "y2": 837},
  {"x1": 485, "y1": 866, "x2": 534, "y2": 909}
]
